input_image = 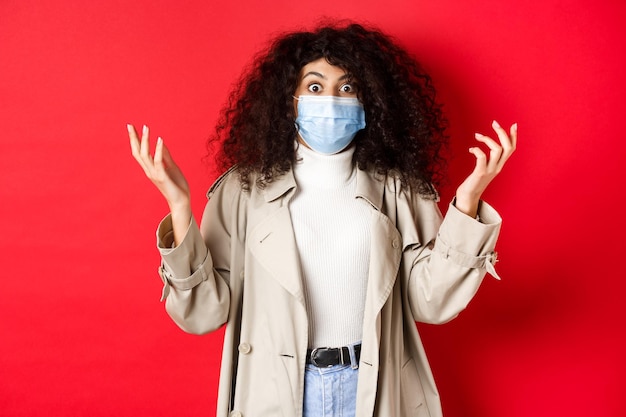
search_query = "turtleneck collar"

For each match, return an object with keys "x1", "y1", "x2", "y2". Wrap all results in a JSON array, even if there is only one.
[{"x1": 293, "y1": 142, "x2": 356, "y2": 189}]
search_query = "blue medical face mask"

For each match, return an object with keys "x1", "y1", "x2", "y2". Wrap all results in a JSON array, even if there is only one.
[{"x1": 294, "y1": 95, "x2": 366, "y2": 155}]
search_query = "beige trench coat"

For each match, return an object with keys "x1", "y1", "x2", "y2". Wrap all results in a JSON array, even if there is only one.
[{"x1": 157, "y1": 166, "x2": 502, "y2": 417}]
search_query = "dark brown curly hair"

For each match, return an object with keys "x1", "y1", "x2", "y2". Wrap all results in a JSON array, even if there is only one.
[{"x1": 209, "y1": 22, "x2": 448, "y2": 197}]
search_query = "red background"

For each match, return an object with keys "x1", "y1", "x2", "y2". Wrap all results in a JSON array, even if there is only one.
[{"x1": 1, "y1": 0, "x2": 625, "y2": 416}]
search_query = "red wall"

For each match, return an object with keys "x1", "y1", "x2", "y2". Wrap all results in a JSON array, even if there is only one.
[{"x1": 2, "y1": 1, "x2": 625, "y2": 416}]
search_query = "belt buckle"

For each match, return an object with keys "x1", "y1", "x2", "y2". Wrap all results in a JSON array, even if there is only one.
[{"x1": 310, "y1": 347, "x2": 333, "y2": 368}]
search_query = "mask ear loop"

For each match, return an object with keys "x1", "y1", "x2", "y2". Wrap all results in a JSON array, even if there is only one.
[
  {"x1": 293, "y1": 96, "x2": 300, "y2": 128},
  {"x1": 292, "y1": 96, "x2": 303, "y2": 145}
]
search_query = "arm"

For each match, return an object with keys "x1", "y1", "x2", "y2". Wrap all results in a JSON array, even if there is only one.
[
  {"x1": 157, "y1": 209, "x2": 231, "y2": 335},
  {"x1": 404, "y1": 121, "x2": 516, "y2": 323},
  {"x1": 405, "y1": 199, "x2": 501, "y2": 324},
  {"x1": 128, "y1": 124, "x2": 231, "y2": 334}
]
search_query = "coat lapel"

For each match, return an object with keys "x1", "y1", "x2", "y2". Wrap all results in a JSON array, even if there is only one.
[
  {"x1": 355, "y1": 170, "x2": 404, "y2": 417},
  {"x1": 248, "y1": 206, "x2": 306, "y2": 306},
  {"x1": 247, "y1": 172, "x2": 306, "y2": 307},
  {"x1": 365, "y1": 212, "x2": 403, "y2": 317},
  {"x1": 356, "y1": 170, "x2": 403, "y2": 318}
]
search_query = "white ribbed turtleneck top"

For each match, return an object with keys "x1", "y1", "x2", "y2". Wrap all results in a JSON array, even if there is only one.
[{"x1": 289, "y1": 143, "x2": 372, "y2": 348}]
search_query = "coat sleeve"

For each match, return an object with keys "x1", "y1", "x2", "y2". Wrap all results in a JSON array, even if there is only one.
[
  {"x1": 155, "y1": 171, "x2": 240, "y2": 335},
  {"x1": 401, "y1": 191, "x2": 502, "y2": 324}
]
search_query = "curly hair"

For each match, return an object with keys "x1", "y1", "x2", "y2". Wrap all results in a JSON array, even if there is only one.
[{"x1": 209, "y1": 22, "x2": 448, "y2": 197}]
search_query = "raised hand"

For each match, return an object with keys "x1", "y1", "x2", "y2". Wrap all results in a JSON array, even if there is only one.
[
  {"x1": 454, "y1": 120, "x2": 517, "y2": 218},
  {"x1": 128, "y1": 124, "x2": 192, "y2": 245}
]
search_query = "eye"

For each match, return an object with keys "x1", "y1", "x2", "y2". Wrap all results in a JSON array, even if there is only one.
[
  {"x1": 340, "y1": 83, "x2": 355, "y2": 93},
  {"x1": 307, "y1": 83, "x2": 322, "y2": 93}
]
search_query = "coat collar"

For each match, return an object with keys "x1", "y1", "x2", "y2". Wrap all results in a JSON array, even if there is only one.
[
  {"x1": 355, "y1": 168, "x2": 385, "y2": 211},
  {"x1": 261, "y1": 165, "x2": 386, "y2": 210},
  {"x1": 262, "y1": 169, "x2": 297, "y2": 203}
]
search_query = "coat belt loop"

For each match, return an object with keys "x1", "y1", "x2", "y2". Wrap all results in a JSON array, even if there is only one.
[{"x1": 347, "y1": 343, "x2": 359, "y2": 370}]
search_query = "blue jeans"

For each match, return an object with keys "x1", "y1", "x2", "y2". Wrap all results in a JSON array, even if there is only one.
[{"x1": 303, "y1": 363, "x2": 359, "y2": 417}]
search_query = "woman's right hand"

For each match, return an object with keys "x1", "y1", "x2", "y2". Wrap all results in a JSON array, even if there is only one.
[{"x1": 128, "y1": 124, "x2": 192, "y2": 244}]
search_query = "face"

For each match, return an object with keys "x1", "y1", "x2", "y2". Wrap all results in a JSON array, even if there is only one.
[{"x1": 293, "y1": 58, "x2": 359, "y2": 150}]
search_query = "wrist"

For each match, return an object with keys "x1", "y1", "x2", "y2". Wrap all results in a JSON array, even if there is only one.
[
  {"x1": 453, "y1": 193, "x2": 480, "y2": 219},
  {"x1": 167, "y1": 195, "x2": 190, "y2": 212},
  {"x1": 169, "y1": 201, "x2": 192, "y2": 222},
  {"x1": 168, "y1": 201, "x2": 192, "y2": 247}
]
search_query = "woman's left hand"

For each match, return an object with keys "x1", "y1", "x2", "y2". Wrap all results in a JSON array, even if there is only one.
[{"x1": 454, "y1": 120, "x2": 517, "y2": 218}]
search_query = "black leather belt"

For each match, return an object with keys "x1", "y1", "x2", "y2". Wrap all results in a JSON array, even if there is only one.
[{"x1": 306, "y1": 344, "x2": 361, "y2": 367}]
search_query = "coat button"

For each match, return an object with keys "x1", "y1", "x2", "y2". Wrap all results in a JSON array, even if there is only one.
[
  {"x1": 392, "y1": 239, "x2": 400, "y2": 249},
  {"x1": 238, "y1": 343, "x2": 251, "y2": 354},
  {"x1": 239, "y1": 270, "x2": 245, "y2": 280},
  {"x1": 229, "y1": 411, "x2": 243, "y2": 417}
]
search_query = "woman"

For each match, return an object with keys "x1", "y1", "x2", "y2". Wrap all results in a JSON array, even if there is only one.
[{"x1": 128, "y1": 22, "x2": 516, "y2": 417}]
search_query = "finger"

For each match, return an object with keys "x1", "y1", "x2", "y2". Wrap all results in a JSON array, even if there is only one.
[
  {"x1": 139, "y1": 124, "x2": 149, "y2": 157},
  {"x1": 128, "y1": 124, "x2": 140, "y2": 157},
  {"x1": 491, "y1": 120, "x2": 514, "y2": 154},
  {"x1": 154, "y1": 137, "x2": 165, "y2": 172},
  {"x1": 469, "y1": 146, "x2": 488, "y2": 174},
  {"x1": 138, "y1": 125, "x2": 154, "y2": 170},
  {"x1": 474, "y1": 132, "x2": 499, "y2": 149},
  {"x1": 159, "y1": 139, "x2": 178, "y2": 170},
  {"x1": 154, "y1": 137, "x2": 179, "y2": 171},
  {"x1": 492, "y1": 121, "x2": 517, "y2": 171},
  {"x1": 474, "y1": 133, "x2": 503, "y2": 171},
  {"x1": 128, "y1": 124, "x2": 152, "y2": 173},
  {"x1": 489, "y1": 121, "x2": 518, "y2": 172},
  {"x1": 509, "y1": 123, "x2": 518, "y2": 150}
]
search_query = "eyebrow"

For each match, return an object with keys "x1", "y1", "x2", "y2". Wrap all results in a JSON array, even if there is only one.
[{"x1": 302, "y1": 71, "x2": 352, "y2": 81}]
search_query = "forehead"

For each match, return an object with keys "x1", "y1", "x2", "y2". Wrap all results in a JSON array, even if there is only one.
[{"x1": 299, "y1": 58, "x2": 349, "y2": 80}]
